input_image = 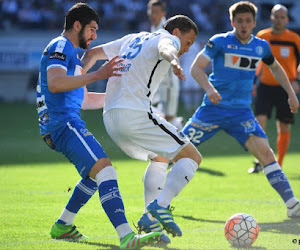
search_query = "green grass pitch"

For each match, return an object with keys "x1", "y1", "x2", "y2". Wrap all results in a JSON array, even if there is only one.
[{"x1": 0, "y1": 103, "x2": 299, "y2": 249}]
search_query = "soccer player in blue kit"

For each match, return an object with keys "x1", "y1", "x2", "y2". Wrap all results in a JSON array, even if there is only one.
[
  {"x1": 36, "y1": 3, "x2": 160, "y2": 248},
  {"x1": 182, "y1": 1, "x2": 300, "y2": 218}
]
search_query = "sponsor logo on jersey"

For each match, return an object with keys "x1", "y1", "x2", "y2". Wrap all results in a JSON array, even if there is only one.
[
  {"x1": 190, "y1": 121, "x2": 218, "y2": 132},
  {"x1": 206, "y1": 40, "x2": 214, "y2": 49},
  {"x1": 49, "y1": 52, "x2": 66, "y2": 61},
  {"x1": 224, "y1": 53, "x2": 260, "y2": 71},
  {"x1": 227, "y1": 44, "x2": 238, "y2": 49}
]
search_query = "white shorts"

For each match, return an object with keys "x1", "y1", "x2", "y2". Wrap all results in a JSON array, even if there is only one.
[{"x1": 103, "y1": 109, "x2": 190, "y2": 161}]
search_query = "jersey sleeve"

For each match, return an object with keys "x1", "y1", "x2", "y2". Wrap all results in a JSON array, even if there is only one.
[
  {"x1": 158, "y1": 34, "x2": 181, "y2": 53},
  {"x1": 47, "y1": 39, "x2": 72, "y2": 72},
  {"x1": 201, "y1": 35, "x2": 222, "y2": 60},
  {"x1": 102, "y1": 34, "x2": 136, "y2": 60}
]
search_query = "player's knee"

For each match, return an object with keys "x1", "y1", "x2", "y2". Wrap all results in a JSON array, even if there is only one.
[{"x1": 89, "y1": 157, "x2": 113, "y2": 179}]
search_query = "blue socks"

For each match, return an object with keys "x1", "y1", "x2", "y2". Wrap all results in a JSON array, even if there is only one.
[
  {"x1": 57, "y1": 177, "x2": 97, "y2": 225},
  {"x1": 98, "y1": 180, "x2": 128, "y2": 227},
  {"x1": 263, "y1": 162, "x2": 297, "y2": 206}
]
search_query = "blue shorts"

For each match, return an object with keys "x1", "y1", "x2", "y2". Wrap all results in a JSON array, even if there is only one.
[
  {"x1": 42, "y1": 119, "x2": 107, "y2": 179},
  {"x1": 182, "y1": 105, "x2": 267, "y2": 150}
]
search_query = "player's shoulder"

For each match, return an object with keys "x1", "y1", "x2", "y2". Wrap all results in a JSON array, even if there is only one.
[
  {"x1": 256, "y1": 28, "x2": 272, "y2": 38},
  {"x1": 285, "y1": 29, "x2": 300, "y2": 40},
  {"x1": 48, "y1": 36, "x2": 74, "y2": 53}
]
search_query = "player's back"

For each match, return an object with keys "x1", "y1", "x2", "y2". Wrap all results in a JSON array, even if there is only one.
[{"x1": 103, "y1": 29, "x2": 180, "y2": 113}]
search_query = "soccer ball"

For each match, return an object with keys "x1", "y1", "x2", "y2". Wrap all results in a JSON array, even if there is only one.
[{"x1": 224, "y1": 213, "x2": 259, "y2": 247}]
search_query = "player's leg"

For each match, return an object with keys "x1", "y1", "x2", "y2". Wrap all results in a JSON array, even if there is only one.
[
  {"x1": 276, "y1": 121, "x2": 290, "y2": 166},
  {"x1": 147, "y1": 143, "x2": 201, "y2": 237},
  {"x1": 51, "y1": 120, "x2": 161, "y2": 246},
  {"x1": 245, "y1": 135, "x2": 300, "y2": 218},
  {"x1": 275, "y1": 87, "x2": 294, "y2": 167},
  {"x1": 249, "y1": 83, "x2": 272, "y2": 173}
]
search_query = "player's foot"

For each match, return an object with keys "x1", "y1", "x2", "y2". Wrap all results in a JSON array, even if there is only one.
[
  {"x1": 120, "y1": 231, "x2": 161, "y2": 249},
  {"x1": 147, "y1": 200, "x2": 182, "y2": 237},
  {"x1": 50, "y1": 222, "x2": 88, "y2": 241},
  {"x1": 248, "y1": 160, "x2": 263, "y2": 174},
  {"x1": 287, "y1": 202, "x2": 300, "y2": 218},
  {"x1": 138, "y1": 213, "x2": 171, "y2": 244}
]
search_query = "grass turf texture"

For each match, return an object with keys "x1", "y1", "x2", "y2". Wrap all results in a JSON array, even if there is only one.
[{"x1": 0, "y1": 103, "x2": 299, "y2": 249}]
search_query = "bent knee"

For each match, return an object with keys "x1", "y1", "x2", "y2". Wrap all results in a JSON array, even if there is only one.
[{"x1": 89, "y1": 157, "x2": 113, "y2": 179}]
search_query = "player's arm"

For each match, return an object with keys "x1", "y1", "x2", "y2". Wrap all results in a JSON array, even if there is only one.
[
  {"x1": 190, "y1": 52, "x2": 221, "y2": 104},
  {"x1": 81, "y1": 46, "x2": 109, "y2": 74},
  {"x1": 158, "y1": 39, "x2": 186, "y2": 81},
  {"x1": 291, "y1": 64, "x2": 300, "y2": 94},
  {"x1": 81, "y1": 86, "x2": 105, "y2": 110},
  {"x1": 268, "y1": 59, "x2": 299, "y2": 113},
  {"x1": 47, "y1": 56, "x2": 122, "y2": 93}
]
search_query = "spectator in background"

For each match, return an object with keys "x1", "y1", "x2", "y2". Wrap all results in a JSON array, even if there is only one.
[
  {"x1": 148, "y1": 0, "x2": 183, "y2": 128},
  {"x1": 249, "y1": 4, "x2": 300, "y2": 173}
]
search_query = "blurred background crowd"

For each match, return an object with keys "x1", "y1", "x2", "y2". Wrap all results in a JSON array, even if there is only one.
[{"x1": 1, "y1": 0, "x2": 300, "y2": 113}]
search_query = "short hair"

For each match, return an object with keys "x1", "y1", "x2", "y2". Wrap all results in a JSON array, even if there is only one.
[
  {"x1": 164, "y1": 15, "x2": 198, "y2": 36},
  {"x1": 147, "y1": 0, "x2": 166, "y2": 11},
  {"x1": 271, "y1": 4, "x2": 288, "y2": 16},
  {"x1": 229, "y1": 1, "x2": 257, "y2": 21},
  {"x1": 64, "y1": 3, "x2": 100, "y2": 31}
]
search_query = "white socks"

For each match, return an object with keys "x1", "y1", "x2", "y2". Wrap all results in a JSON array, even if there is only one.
[
  {"x1": 143, "y1": 161, "x2": 168, "y2": 213},
  {"x1": 157, "y1": 158, "x2": 198, "y2": 208}
]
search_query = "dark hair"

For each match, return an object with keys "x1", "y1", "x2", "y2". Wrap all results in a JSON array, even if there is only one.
[
  {"x1": 229, "y1": 1, "x2": 257, "y2": 21},
  {"x1": 164, "y1": 15, "x2": 198, "y2": 36},
  {"x1": 147, "y1": 0, "x2": 166, "y2": 12},
  {"x1": 64, "y1": 3, "x2": 100, "y2": 31}
]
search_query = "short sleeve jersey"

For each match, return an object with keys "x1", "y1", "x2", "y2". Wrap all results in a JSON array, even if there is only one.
[
  {"x1": 102, "y1": 29, "x2": 180, "y2": 113},
  {"x1": 201, "y1": 31, "x2": 274, "y2": 108},
  {"x1": 256, "y1": 28, "x2": 300, "y2": 86},
  {"x1": 36, "y1": 36, "x2": 84, "y2": 134}
]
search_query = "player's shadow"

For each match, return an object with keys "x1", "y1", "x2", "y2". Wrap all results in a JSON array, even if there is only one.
[
  {"x1": 196, "y1": 166, "x2": 225, "y2": 176},
  {"x1": 177, "y1": 214, "x2": 300, "y2": 235},
  {"x1": 71, "y1": 240, "x2": 119, "y2": 249}
]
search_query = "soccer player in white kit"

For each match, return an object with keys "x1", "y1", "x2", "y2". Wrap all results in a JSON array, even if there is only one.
[{"x1": 82, "y1": 15, "x2": 201, "y2": 242}]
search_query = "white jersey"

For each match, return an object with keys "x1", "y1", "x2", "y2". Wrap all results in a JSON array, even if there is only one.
[{"x1": 103, "y1": 29, "x2": 180, "y2": 113}]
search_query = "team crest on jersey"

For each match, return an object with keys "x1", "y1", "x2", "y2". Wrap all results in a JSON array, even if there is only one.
[
  {"x1": 224, "y1": 53, "x2": 260, "y2": 71},
  {"x1": 49, "y1": 52, "x2": 66, "y2": 61},
  {"x1": 80, "y1": 128, "x2": 92, "y2": 137},
  {"x1": 255, "y1": 46, "x2": 263, "y2": 55}
]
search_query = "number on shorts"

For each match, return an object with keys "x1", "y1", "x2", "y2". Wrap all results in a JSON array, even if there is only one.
[{"x1": 186, "y1": 127, "x2": 204, "y2": 144}]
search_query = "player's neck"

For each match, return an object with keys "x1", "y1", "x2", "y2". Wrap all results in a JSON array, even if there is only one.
[
  {"x1": 61, "y1": 30, "x2": 79, "y2": 48},
  {"x1": 272, "y1": 27, "x2": 285, "y2": 35}
]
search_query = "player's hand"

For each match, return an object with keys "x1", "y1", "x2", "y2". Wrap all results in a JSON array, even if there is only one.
[
  {"x1": 171, "y1": 59, "x2": 186, "y2": 81},
  {"x1": 288, "y1": 94, "x2": 299, "y2": 114},
  {"x1": 96, "y1": 56, "x2": 124, "y2": 79},
  {"x1": 207, "y1": 88, "x2": 222, "y2": 104}
]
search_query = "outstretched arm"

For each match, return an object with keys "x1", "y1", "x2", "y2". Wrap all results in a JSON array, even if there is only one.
[
  {"x1": 190, "y1": 52, "x2": 222, "y2": 104},
  {"x1": 268, "y1": 59, "x2": 299, "y2": 113},
  {"x1": 158, "y1": 39, "x2": 186, "y2": 81},
  {"x1": 81, "y1": 46, "x2": 109, "y2": 74},
  {"x1": 47, "y1": 56, "x2": 123, "y2": 93}
]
